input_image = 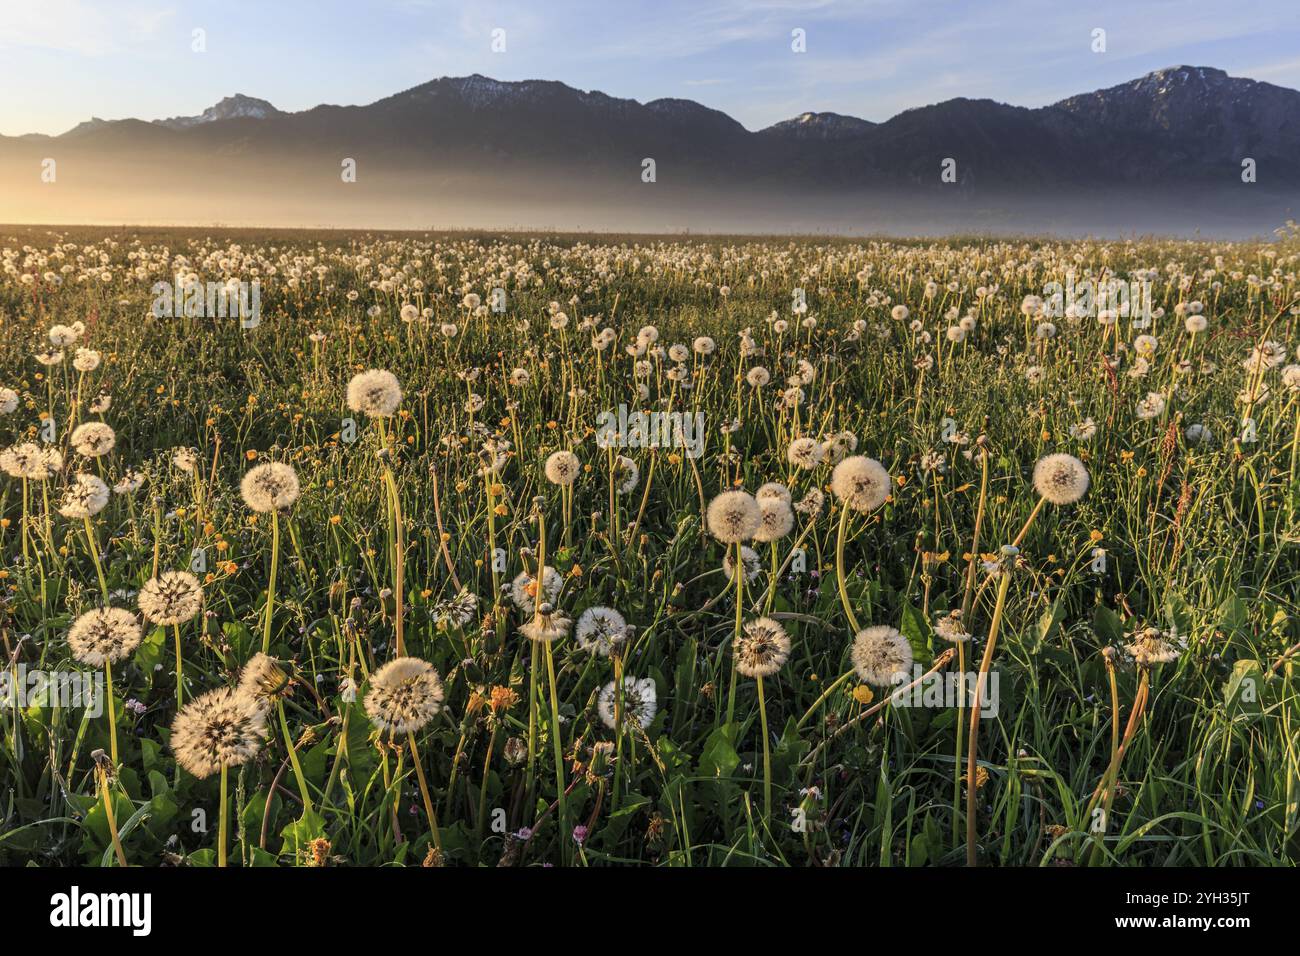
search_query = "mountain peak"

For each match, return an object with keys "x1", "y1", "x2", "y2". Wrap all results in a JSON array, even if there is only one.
[
  {"x1": 762, "y1": 111, "x2": 875, "y2": 139},
  {"x1": 156, "y1": 94, "x2": 282, "y2": 129},
  {"x1": 1147, "y1": 64, "x2": 1228, "y2": 81}
]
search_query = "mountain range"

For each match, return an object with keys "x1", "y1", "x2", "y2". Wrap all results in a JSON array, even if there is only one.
[{"x1": 2, "y1": 66, "x2": 1297, "y2": 235}]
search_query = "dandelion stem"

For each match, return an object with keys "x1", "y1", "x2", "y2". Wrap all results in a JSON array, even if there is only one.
[
  {"x1": 966, "y1": 569, "x2": 1012, "y2": 866},
  {"x1": 387, "y1": 469, "x2": 406, "y2": 656},
  {"x1": 1083, "y1": 670, "x2": 1150, "y2": 866},
  {"x1": 104, "y1": 658, "x2": 118, "y2": 767},
  {"x1": 83, "y1": 516, "x2": 108, "y2": 602},
  {"x1": 261, "y1": 510, "x2": 280, "y2": 654},
  {"x1": 1011, "y1": 495, "x2": 1047, "y2": 549},
  {"x1": 173, "y1": 623, "x2": 184, "y2": 710},
  {"x1": 97, "y1": 765, "x2": 128, "y2": 868},
  {"x1": 960, "y1": 447, "x2": 989, "y2": 621},
  {"x1": 725, "y1": 540, "x2": 744, "y2": 726},
  {"x1": 218, "y1": 763, "x2": 229, "y2": 868},
  {"x1": 952, "y1": 638, "x2": 966, "y2": 849},
  {"x1": 408, "y1": 731, "x2": 443, "y2": 855},
  {"x1": 795, "y1": 668, "x2": 854, "y2": 730},
  {"x1": 277, "y1": 699, "x2": 314, "y2": 817},
  {"x1": 544, "y1": 640, "x2": 568, "y2": 861},
  {"x1": 835, "y1": 502, "x2": 863, "y2": 633},
  {"x1": 757, "y1": 673, "x2": 772, "y2": 821}
]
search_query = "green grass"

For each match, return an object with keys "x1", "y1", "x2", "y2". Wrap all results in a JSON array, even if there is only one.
[{"x1": 1, "y1": 225, "x2": 1298, "y2": 867}]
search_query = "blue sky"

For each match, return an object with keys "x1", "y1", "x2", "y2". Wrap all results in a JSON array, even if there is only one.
[{"x1": 3, "y1": 0, "x2": 1298, "y2": 136}]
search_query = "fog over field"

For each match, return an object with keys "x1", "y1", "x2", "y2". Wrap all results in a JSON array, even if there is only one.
[{"x1": 3, "y1": 65, "x2": 1298, "y2": 238}]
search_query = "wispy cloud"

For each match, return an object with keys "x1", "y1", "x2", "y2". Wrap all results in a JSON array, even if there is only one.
[{"x1": 0, "y1": 0, "x2": 175, "y2": 55}]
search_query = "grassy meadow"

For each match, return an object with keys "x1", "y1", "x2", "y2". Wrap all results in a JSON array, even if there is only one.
[{"x1": 2, "y1": 225, "x2": 1299, "y2": 867}]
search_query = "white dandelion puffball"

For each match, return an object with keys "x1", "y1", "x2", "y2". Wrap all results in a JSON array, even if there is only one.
[
  {"x1": 754, "y1": 497, "x2": 795, "y2": 542},
  {"x1": 58, "y1": 473, "x2": 110, "y2": 518},
  {"x1": 508, "y1": 566, "x2": 563, "y2": 616},
  {"x1": 756, "y1": 482, "x2": 791, "y2": 504},
  {"x1": 138, "y1": 571, "x2": 204, "y2": 626},
  {"x1": 575, "y1": 606, "x2": 628, "y2": 656},
  {"x1": 519, "y1": 607, "x2": 572, "y2": 643},
  {"x1": 706, "y1": 490, "x2": 761, "y2": 544},
  {"x1": 831, "y1": 456, "x2": 891, "y2": 513},
  {"x1": 615, "y1": 456, "x2": 639, "y2": 494},
  {"x1": 544, "y1": 450, "x2": 581, "y2": 486},
  {"x1": 68, "y1": 607, "x2": 142, "y2": 667},
  {"x1": 70, "y1": 422, "x2": 115, "y2": 458},
  {"x1": 723, "y1": 545, "x2": 762, "y2": 584},
  {"x1": 240, "y1": 462, "x2": 301, "y2": 513},
  {"x1": 851, "y1": 626, "x2": 914, "y2": 686},
  {"x1": 787, "y1": 436, "x2": 823, "y2": 470},
  {"x1": 172, "y1": 447, "x2": 198, "y2": 473},
  {"x1": 597, "y1": 677, "x2": 657, "y2": 730},
  {"x1": 73, "y1": 347, "x2": 101, "y2": 372},
  {"x1": 735, "y1": 617, "x2": 792, "y2": 678},
  {"x1": 0, "y1": 387, "x2": 18, "y2": 415},
  {"x1": 1032, "y1": 453, "x2": 1090, "y2": 505},
  {"x1": 346, "y1": 368, "x2": 403, "y2": 417},
  {"x1": 364, "y1": 657, "x2": 445, "y2": 734},
  {"x1": 171, "y1": 688, "x2": 267, "y2": 778}
]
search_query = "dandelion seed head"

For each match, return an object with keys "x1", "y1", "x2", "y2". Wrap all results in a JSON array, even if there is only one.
[
  {"x1": 240, "y1": 462, "x2": 301, "y2": 513},
  {"x1": 575, "y1": 606, "x2": 627, "y2": 656},
  {"x1": 544, "y1": 450, "x2": 581, "y2": 486},
  {"x1": 171, "y1": 687, "x2": 268, "y2": 778},
  {"x1": 520, "y1": 606, "x2": 572, "y2": 643},
  {"x1": 787, "y1": 436, "x2": 823, "y2": 470},
  {"x1": 831, "y1": 455, "x2": 890, "y2": 513},
  {"x1": 68, "y1": 607, "x2": 141, "y2": 667},
  {"x1": 346, "y1": 368, "x2": 403, "y2": 417},
  {"x1": 851, "y1": 626, "x2": 913, "y2": 686},
  {"x1": 508, "y1": 566, "x2": 563, "y2": 616},
  {"x1": 735, "y1": 617, "x2": 791, "y2": 678},
  {"x1": 756, "y1": 482, "x2": 791, "y2": 504},
  {"x1": 1124, "y1": 626, "x2": 1181, "y2": 668},
  {"x1": 597, "y1": 676, "x2": 657, "y2": 730},
  {"x1": 138, "y1": 571, "x2": 204, "y2": 626},
  {"x1": 364, "y1": 657, "x2": 445, "y2": 734},
  {"x1": 58, "y1": 473, "x2": 110, "y2": 518},
  {"x1": 1032, "y1": 453, "x2": 1090, "y2": 505},
  {"x1": 754, "y1": 497, "x2": 795, "y2": 542},
  {"x1": 706, "y1": 490, "x2": 761, "y2": 544},
  {"x1": 237, "y1": 652, "x2": 291, "y2": 711}
]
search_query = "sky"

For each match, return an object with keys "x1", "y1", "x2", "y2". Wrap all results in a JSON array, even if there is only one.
[{"x1": 2, "y1": 0, "x2": 1299, "y2": 136}]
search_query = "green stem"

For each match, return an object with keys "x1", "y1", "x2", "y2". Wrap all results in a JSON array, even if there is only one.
[
  {"x1": 218, "y1": 763, "x2": 229, "y2": 867},
  {"x1": 966, "y1": 568, "x2": 1012, "y2": 866},
  {"x1": 408, "y1": 731, "x2": 443, "y2": 854},
  {"x1": 104, "y1": 658, "x2": 118, "y2": 766},
  {"x1": 757, "y1": 674, "x2": 772, "y2": 821},
  {"x1": 277, "y1": 700, "x2": 314, "y2": 816},
  {"x1": 545, "y1": 640, "x2": 568, "y2": 862},
  {"x1": 262, "y1": 510, "x2": 280, "y2": 653},
  {"x1": 84, "y1": 516, "x2": 108, "y2": 602},
  {"x1": 835, "y1": 502, "x2": 862, "y2": 633}
]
